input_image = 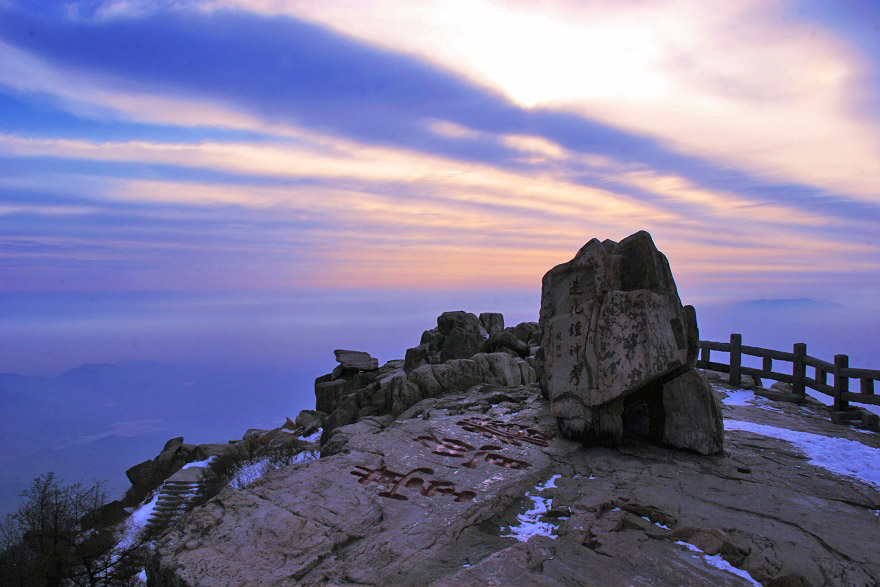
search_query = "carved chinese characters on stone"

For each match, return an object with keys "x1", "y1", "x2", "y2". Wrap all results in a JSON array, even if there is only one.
[
  {"x1": 456, "y1": 418, "x2": 548, "y2": 447},
  {"x1": 350, "y1": 465, "x2": 476, "y2": 502},
  {"x1": 414, "y1": 433, "x2": 531, "y2": 470},
  {"x1": 350, "y1": 418, "x2": 544, "y2": 502}
]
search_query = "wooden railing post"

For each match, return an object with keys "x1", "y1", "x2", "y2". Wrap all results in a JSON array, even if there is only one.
[
  {"x1": 792, "y1": 343, "x2": 806, "y2": 396},
  {"x1": 730, "y1": 333, "x2": 742, "y2": 387},
  {"x1": 834, "y1": 354, "x2": 849, "y2": 411}
]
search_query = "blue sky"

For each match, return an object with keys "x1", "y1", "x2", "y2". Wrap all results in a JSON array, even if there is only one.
[{"x1": 0, "y1": 0, "x2": 878, "y2": 374}]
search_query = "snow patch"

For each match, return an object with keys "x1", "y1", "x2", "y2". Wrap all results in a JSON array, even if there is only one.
[
  {"x1": 539, "y1": 474, "x2": 562, "y2": 489},
  {"x1": 725, "y1": 420, "x2": 880, "y2": 489},
  {"x1": 117, "y1": 491, "x2": 159, "y2": 550},
  {"x1": 722, "y1": 389, "x2": 784, "y2": 412},
  {"x1": 229, "y1": 451, "x2": 319, "y2": 489},
  {"x1": 503, "y1": 475, "x2": 567, "y2": 542},
  {"x1": 642, "y1": 515, "x2": 670, "y2": 530},
  {"x1": 230, "y1": 458, "x2": 273, "y2": 489},
  {"x1": 182, "y1": 456, "x2": 216, "y2": 469},
  {"x1": 722, "y1": 390, "x2": 755, "y2": 407},
  {"x1": 302, "y1": 428, "x2": 322, "y2": 443},
  {"x1": 675, "y1": 541, "x2": 761, "y2": 586},
  {"x1": 293, "y1": 449, "x2": 319, "y2": 464}
]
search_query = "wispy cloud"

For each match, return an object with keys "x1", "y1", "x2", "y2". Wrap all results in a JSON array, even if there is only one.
[
  {"x1": 0, "y1": 0, "x2": 877, "y2": 306},
  {"x1": 217, "y1": 0, "x2": 878, "y2": 199}
]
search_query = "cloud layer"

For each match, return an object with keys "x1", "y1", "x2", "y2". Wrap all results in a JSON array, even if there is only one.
[{"x1": 0, "y1": 0, "x2": 877, "y2": 309}]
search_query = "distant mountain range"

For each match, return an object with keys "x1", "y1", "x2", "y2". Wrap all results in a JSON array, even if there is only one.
[{"x1": 736, "y1": 297, "x2": 842, "y2": 309}]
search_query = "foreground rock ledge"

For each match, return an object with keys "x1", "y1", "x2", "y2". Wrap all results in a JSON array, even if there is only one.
[{"x1": 149, "y1": 382, "x2": 880, "y2": 586}]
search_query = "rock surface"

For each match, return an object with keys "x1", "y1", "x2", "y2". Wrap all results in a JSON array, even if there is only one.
[
  {"x1": 539, "y1": 231, "x2": 721, "y2": 454},
  {"x1": 333, "y1": 349, "x2": 379, "y2": 373},
  {"x1": 149, "y1": 379, "x2": 880, "y2": 586},
  {"x1": 404, "y1": 311, "x2": 488, "y2": 372}
]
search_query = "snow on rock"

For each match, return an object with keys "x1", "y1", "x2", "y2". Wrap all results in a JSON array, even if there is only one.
[
  {"x1": 302, "y1": 428, "x2": 322, "y2": 443},
  {"x1": 676, "y1": 541, "x2": 761, "y2": 586},
  {"x1": 725, "y1": 419, "x2": 880, "y2": 489},
  {"x1": 231, "y1": 458, "x2": 273, "y2": 490},
  {"x1": 721, "y1": 389, "x2": 755, "y2": 407},
  {"x1": 539, "y1": 474, "x2": 562, "y2": 490},
  {"x1": 642, "y1": 515, "x2": 670, "y2": 530},
  {"x1": 721, "y1": 389, "x2": 784, "y2": 412},
  {"x1": 230, "y1": 451, "x2": 320, "y2": 489},
  {"x1": 182, "y1": 456, "x2": 217, "y2": 470},
  {"x1": 503, "y1": 474, "x2": 566, "y2": 542},
  {"x1": 293, "y1": 449, "x2": 319, "y2": 464},
  {"x1": 118, "y1": 491, "x2": 159, "y2": 550}
]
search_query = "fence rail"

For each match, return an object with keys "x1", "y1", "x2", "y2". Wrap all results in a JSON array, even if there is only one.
[{"x1": 697, "y1": 334, "x2": 879, "y2": 410}]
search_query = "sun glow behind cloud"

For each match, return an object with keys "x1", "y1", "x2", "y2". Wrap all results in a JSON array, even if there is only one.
[{"x1": 212, "y1": 0, "x2": 879, "y2": 200}]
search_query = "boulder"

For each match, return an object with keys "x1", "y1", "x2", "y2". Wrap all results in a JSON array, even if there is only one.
[
  {"x1": 404, "y1": 344, "x2": 430, "y2": 372},
  {"x1": 527, "y1": 328, "x2": 542, "y2": 357},
  {"x1": 539, "y1": 231, "x2": 722, "y2": 453},
  {"x1": 661, "y1": 369, "x2": 723, "y2": 455},
  {"x1": 437, "y1": 311, "x2": 487, "y2": 362},
  {"x1": 295, "y1": 409, "x2": 323, "y2": 436},
  {"x1": 315, "y1": 364, "x2": 383, "y2": 415},
  {"x1": 404, "y1": 311, "x2": 489, "y2": 373},
  {"x1": 486, "y1": 329, "x2": 529, "y2": 357},
  {"x1": 387, "y1": 352, "x2": 535, "y2": 417},
  {"x1": 314, "y1": 377, "x2": 353, "y2": 414},
  {"x1": 510, "y1": 321, "x2": 539, "y2": 344},
  {"x1": 479, "y1": 312, "x2": 505, "y2": 335},
  {"x1": 124, "y1": 436, "x2": 197, "y2": 501},
  {"x1": 333, "y1": 349, "x2": 379, "y2": 373},
  {"x1": 683, "y1": 304, "x2": 700, "y2": 367}
]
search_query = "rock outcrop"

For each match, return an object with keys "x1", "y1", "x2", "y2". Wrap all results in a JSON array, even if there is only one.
[
  {"x1": 539, "y1": 231, "x2": 722, "y2": 454},
  {"x1": 315, "y1": 350, "x2": 382, "y2": 415},
  {"x1": 317, "y1": 312, "x2": 539, "y2": 444},
  {"x1": 404, "y1": 311, "x2": 488, "y2": 373},
  {"x1": 123, "y1": 437, "x2": 200, "y2": 504},
  {"x1": 149, "y1": 379, "x2": 880, "y2": 586}
]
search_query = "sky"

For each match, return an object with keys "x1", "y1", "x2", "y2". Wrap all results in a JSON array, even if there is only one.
[{"x1": 0, "y1": 0, "x2": 879, "y2": 377}]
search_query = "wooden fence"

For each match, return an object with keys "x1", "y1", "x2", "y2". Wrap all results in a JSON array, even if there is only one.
[{"x1": 696, "y1": 334, "x2": 880, "y2": 411}]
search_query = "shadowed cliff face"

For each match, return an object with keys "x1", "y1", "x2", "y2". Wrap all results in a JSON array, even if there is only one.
[{"x1": 149, "y1": 379, "x2": 880, "y2": 586}]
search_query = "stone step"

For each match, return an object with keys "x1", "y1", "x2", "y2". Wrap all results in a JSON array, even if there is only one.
[
  {"x1": 156, "y1": 497, "x2": 186, "y2": 505},
  {"x1": 163, "y1": 482, "x2": 202, "y2": 490},
  {"x1": 161, "y1": 488, "x2": 200, "y2": 497},
  {"x1": 162, "y1": 485, "x2": 201, "y2": 492}
]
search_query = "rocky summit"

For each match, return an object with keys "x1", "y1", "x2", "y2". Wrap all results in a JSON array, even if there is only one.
[{"x1": 139, "y1": 231, "x2": 879, "y2": 586}]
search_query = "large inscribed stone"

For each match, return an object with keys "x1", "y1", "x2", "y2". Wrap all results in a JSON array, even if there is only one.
[{"x1": 539, "y1": 231, "x2": 721, "y2": 454}]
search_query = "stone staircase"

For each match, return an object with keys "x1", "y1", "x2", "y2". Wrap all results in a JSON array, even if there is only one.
[
  {"x1": 143, "y1": 466, "x2": 210, "y2": 537},
  {"x1": 112, "y1": 464, "x2": 213, "y2": 581}
]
